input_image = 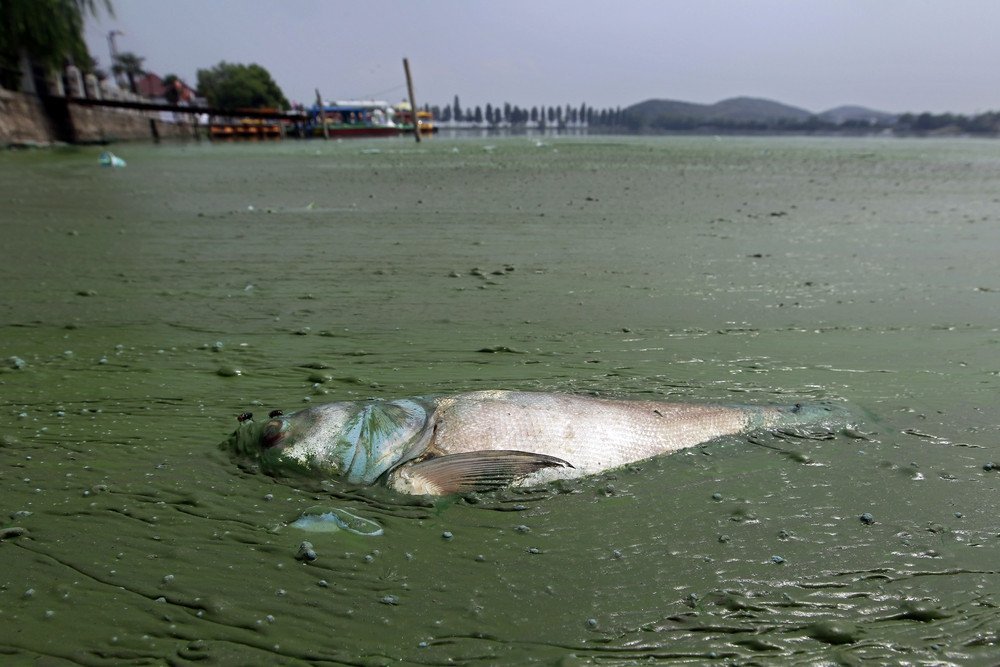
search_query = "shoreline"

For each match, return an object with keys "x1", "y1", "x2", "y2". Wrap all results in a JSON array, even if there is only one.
[{"x1": 2, "y1": 87, "x2": 991, "y2": 148}]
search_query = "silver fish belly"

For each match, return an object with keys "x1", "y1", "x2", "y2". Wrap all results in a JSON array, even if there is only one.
[
  {"x1": 222, "y1": 390, "x2": 847, "y2": 495},
  {"x1": 430, "y1": 391, "x2": 753, "y2": 470}
]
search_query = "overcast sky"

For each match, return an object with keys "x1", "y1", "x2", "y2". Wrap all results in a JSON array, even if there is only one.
[{"x1": 84, "y1": 1, "x2": 1000, "y2": 114}]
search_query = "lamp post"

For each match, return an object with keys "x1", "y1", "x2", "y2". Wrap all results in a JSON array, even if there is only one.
[{"x1": 107, "y1": 30, "x2": 123, "y2": 87}]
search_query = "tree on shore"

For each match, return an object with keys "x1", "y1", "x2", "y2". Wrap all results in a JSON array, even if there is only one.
[
  {"x1": 112, "y1": 51, "x2": 144, "y2": 93},
  {"x1": 162, "y1": 73, "x2": 186, "y2": 104},
  {"x1": 196, "y1": 61, "x2": 288, "y2": 110},
  {"x1": 0, "y1": 0, "x2": 112, "y2": 90}
]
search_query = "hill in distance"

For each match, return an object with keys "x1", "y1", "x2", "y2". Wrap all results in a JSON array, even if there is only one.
[{"x1": 626, "y1": 96, "x2": 894, "y2": 125}]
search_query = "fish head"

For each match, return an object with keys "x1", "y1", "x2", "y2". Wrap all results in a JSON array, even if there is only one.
[
  {"x1": 220, "y1": 399, "x2": 433, "y2": 483},
  {"x1": 221, "y1": 403, "x2": 353, "y2": 477}
]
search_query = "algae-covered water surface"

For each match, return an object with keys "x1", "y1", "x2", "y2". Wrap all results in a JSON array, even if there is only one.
[{"x1": 2, "y1": 136, "x2": 1000, "y2": 665}]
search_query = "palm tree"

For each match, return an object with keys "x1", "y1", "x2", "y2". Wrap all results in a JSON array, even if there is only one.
[
  {"x1": 0, "y1": 0, "x2": 113, "y2": 90},
  {"x1": 112, "y1": 51, "x2": 144, "y2": 94}
]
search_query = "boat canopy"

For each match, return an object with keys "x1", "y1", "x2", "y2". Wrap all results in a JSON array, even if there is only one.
[
  {"x1": 308, "y1": 101, "x2": 394, "y2": 124},
  {"x1": 309, "y1": 100, "x2": 391, "y2": 115}
]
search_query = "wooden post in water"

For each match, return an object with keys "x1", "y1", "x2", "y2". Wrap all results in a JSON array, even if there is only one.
[
  {"x1": 403, "y1": 58, "x2": 420, "y2": 143},
  {"x1": 315, "y1": 88, "x2": 329, "y2": 140}
]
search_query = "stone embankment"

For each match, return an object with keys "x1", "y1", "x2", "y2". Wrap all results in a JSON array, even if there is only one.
[
  {"x1": 0, "y1": 88, "x2": 54, "y2": 145},
  {"x1": 1, "y1": 66, "x2": 197, "y2": 146}
]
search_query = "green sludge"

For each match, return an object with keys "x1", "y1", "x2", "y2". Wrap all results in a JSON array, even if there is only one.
[{"x1": 1, "y1": 136, "x2": 999, "y2": 664}]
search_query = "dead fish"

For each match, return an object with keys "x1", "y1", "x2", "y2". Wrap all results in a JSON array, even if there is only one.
[{"x1": 222, "y1": 390, "x2": 848, "y2": 495}]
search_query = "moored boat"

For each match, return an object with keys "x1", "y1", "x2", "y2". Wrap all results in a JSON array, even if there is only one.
[
  {"x1": 209, "y1": 108, "x2": 285, "y2": 139},
  {"x1": 393, "y1": 102, "x2": 436, "y2": 134},
  {"x1": 305, "y1": 100, "x2": 401, "y2": 138}
]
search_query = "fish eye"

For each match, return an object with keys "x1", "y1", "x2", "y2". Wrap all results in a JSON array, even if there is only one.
[{"x1": 261, "y1": 419, "x2": 285, "y2": 449}]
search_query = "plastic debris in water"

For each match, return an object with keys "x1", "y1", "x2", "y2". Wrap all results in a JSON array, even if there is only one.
[
  {"x1": 289, "y1": 506, "x2": 383, "y2": 536},
  {"x1": 98, "y1": 152, "x2": 126, "y2": 168}
]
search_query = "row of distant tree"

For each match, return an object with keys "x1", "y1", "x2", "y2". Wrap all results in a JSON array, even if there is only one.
[
  {"x1": 429, "y1": 98, "x2": 1000, "y2": 135},
  {"x1": 430, "y1": 96, "x2": 623, "y2": 126},
  {"x1": 430, "y1": 97, "x2": 879, "y2": 132},
  {"x1": 606, "y1": 110, "x2": 1000, "y2": 134},
  {"x1": 426, "y1": 98, "x2": 850, "y2": 131},
  {"x1": 604, "y1": 113, "x2": 880, "y2": 133},
  {"x1": 614, "y1": 110, "x2": 1000, "y2": 135},
  {"x1": 895, "y1": 111, "x2": 1000, "y2": 134}
]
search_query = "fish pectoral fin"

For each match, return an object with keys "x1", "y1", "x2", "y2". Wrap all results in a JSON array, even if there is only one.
[{"x1": 387, "y1": 450, "x2": 573, "y2": 495}]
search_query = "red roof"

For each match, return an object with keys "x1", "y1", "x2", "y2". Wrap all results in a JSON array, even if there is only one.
[{"x1": 137, "y1": 73, "x2": 196, "y2": 101}]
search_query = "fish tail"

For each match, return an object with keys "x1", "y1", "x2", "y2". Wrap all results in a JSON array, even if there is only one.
[{"x1": 744, "y1": 402, "x2": 851, "y2": 432}]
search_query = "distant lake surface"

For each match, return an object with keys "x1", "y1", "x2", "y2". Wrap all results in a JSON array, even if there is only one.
[{"x1": 2, "y1": 135, "x2": 999, "y2": 664}]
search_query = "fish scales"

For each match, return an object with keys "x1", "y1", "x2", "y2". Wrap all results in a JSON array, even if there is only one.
[
  {"x1": 430, "y1": 391, "x2": 754, "y2": 474},
  {"x1": 221, "y1": 390, "x2": 848, "y2": 495}
]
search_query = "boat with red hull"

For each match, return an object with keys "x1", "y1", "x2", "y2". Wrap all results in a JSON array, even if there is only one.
[{"x1": 306, "y1": 100, "x2": 401, "y2": 138}]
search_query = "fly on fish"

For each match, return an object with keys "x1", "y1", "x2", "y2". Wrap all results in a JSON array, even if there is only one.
[{"x1": 221, "y1": 390, "x2": 852, "y2": 495}]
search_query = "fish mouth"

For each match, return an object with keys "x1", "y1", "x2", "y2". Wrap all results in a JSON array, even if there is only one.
[
  {"x1": 219, "y1": 413, "x2": 321, "y2": 477},
  {"x1": 219, "y1": 414, "x2": 290, "y2": 459}
]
